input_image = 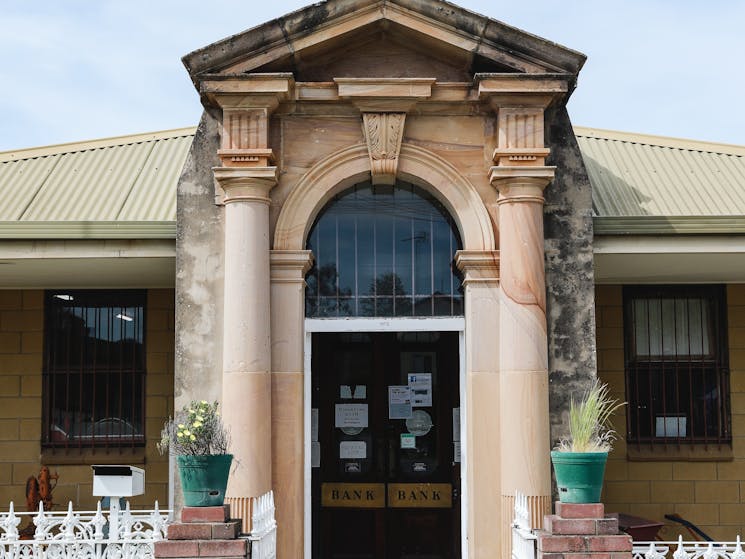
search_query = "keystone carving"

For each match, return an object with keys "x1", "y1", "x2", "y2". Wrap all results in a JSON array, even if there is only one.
[{"x1": 362, "y1": 112, "x2": 406, "y2": 185}]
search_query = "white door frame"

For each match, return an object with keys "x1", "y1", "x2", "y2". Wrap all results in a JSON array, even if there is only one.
[{"x1": 303, "y1": 316, "x2": 468, "y2": 559}]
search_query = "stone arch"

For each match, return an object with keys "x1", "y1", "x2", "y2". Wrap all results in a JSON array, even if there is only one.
[{"x1": 273, "y1": 143, "x2": 495, "y2": 251}]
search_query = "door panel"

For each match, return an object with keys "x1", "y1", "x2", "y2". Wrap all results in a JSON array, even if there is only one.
[{"x1": 312, "y1": 332, "x2": 460, "y2": 559}]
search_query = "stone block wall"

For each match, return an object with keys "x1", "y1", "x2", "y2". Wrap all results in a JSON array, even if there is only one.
[
  {"x1": 596, "y1": 284, "x2": 745, "y2": 540},
  {"x1": 0, "y1": 289, "x2": 174, "y2": 510}
]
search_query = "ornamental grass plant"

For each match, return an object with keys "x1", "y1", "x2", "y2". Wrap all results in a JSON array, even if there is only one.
[
  {"x1": 556, "y1": 379, "x2": 625, "y2": 453},
  {"x1": 158, "y1": 400, "x2": 230, "y2": 456}
]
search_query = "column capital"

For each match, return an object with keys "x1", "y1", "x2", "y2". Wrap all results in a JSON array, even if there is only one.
[
  {"x1": 455, "y1": 250, "x2": 500, "y2": 285},
  {"x1": 270, "y1": 250, "x2": 314, "y2": 283},
  {"x1": 489, "y1": 167, "x2": 555, "y2": 205},
  {"x1": 213, "y1": 166, "x2": 278, "y2": 204}
]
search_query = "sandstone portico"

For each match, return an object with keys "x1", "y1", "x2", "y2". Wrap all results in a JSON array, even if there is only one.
[{"x1": 175, "y1": 1, "x2": 592, "y2": 558}]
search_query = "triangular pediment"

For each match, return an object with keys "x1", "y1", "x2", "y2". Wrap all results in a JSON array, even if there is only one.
[{"x1": 183, "y1": 0, "x2": 585, "y2": 84}]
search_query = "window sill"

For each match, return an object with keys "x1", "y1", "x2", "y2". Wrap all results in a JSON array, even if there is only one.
[
  {"x1": 41, "y1": 447, "x2": 146, "y2": 465},
  {"x1": 627, "y1": 443, "x2": 733, "y2": 462}
]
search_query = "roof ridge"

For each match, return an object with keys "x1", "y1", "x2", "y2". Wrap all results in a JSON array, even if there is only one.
[
  {"x1": 573, "y1": 125, "x2": 745, "y2": 157},
  {"x1": 0, "y1": 126, "x2": 197, "y2": 163}
]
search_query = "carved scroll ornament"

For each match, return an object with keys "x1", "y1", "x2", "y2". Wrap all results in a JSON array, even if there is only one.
[{"x1": 362, "y1": 112, "x2": 406, "y2": 185}]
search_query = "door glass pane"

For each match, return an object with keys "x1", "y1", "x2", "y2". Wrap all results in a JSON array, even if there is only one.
[{"x1": 306, "y1": 182, "x2": 463, "y2": 317}]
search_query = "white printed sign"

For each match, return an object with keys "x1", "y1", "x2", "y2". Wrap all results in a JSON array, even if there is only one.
[
  {"x1": 388, "y1": 386, "x2": 413, "y2": 419},
  {"x1": 335, "y1": 404, "x2": 368, "y2": 429},
  {"x1": 340, "y1": 441, "x2": 367, "y2": 459},
  {"x1": 408, "y1": 373, "x2": 432, "y2": 407},
  {"x1": 311, "y1": 408, "x2": 319, "y2": 442}
]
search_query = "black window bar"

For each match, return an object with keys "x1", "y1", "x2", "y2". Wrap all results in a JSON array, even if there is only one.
[
  {"x1": 42, "y1": 290, "x2": 146, "y2": 451},
  {"x1": 623, "y1": 285, "x2": 730, "y2": 447}
]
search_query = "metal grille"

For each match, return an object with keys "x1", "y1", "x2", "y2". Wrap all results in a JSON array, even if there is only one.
[
  {"x1": 43, "y1": 290, "x2": 146, "y2": 450},
  {"x1": 305, "y1": 181, "x2": 463, "y2": 317},
  {"x1": 623, "y1": 285, "x2": 730, "y2": 445}
]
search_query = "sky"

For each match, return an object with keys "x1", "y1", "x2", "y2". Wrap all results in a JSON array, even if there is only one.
[{"x1": 2, "y1": 0, "x2": 745, "y2": 152}]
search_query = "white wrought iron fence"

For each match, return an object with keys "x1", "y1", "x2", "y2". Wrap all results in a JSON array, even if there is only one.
[
  {"x1": 0, "y1": 500, "x2": 170, "y2": 559},
  {"x1": 247, "y1": 490, "x2": 277, "y2": 559},
  {"x1": 512, "y1": 492, "x2": 537, "y2": 559},
  {"x1": 633, "y1": 537, "x2": 745, "y2": 559}
]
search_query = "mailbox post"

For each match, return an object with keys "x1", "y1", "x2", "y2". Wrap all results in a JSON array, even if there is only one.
[{"x1": 92, "y1": 465, "x2": 145, "y2": 539}]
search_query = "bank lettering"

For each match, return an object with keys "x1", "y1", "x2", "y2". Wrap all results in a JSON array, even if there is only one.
[
  {"x1": 331, "y1": 489, "x2": 378, "y2": 501},
  {"x1": 321, "y1": 483, "x2": 385, "y2": 508},
  {"x1": 388, "y1": 483, "x2": 452, "y2": 508}
]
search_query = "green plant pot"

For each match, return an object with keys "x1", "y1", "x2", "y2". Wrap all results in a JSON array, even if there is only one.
[
  {"x1": 551, "y1": 450, "x2": 608, "y2": 504},
  {"x1": 177, "y1": 454, "x2": 233, "y2": 507}
]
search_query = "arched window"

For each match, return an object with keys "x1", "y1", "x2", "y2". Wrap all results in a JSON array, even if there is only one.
[{"x1": 305, "y1": 181, "x2": 463, "y2": 317}]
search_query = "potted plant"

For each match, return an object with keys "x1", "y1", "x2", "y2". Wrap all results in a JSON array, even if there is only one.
[
  {"x1": 159, "y1": 400, "x2": 232, "y2": 507},
  {"x1": 550, "y1": 379, "x2": 624, "y2": 504}
]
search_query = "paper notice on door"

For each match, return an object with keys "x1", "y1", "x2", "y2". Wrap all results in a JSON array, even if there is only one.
[
  {"x1": 340, "y1": 441, "x2": 367, "y2": 459},
  {"x1": 311, "y1": 442, "x2": 321, "y2": 468},
  {"x1": 453, "y1": 441, "x2": 461, "y2": 463},
  {"x1": 388, "y1": 386, "x2": 413, "y2": 419},
  {"x1": 408, "y1": 373, "x2": 432, "y2": 407},
  {"x1": 400, "y1": 433, "x2": 416, "y2": 449},
  {"x1": 452, "y1": 407, "x2": 460, "y2": 442},
  {"x1": 335, "y1": 404, "x2": 368, "y2": 429},
  {"x1": 340, "y1": 385, "x2": 353, "y2": 399},
  {"x1": 353, "y1": 385, "x2": 367, "y2": 399},
  {"x1": 311, "y1": 408, "x2": 319, "y2": 442}
]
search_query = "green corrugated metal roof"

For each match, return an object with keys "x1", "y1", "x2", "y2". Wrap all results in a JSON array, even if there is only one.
[
  {"x1": 575, "y1": 126, "x2": 745, "y2": 234},
  {"x1": 1, "y1": 124, "x2": 743, "y2": 239},
  {"x1": 0, "y1": 127, "x2": 195, "y2": 238}
]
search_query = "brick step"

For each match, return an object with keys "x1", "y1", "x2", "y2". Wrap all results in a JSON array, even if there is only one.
[
  {"x1": 181, "y1": 506, "x2": 231, "y2": 524},
  {"x1": 543, "y1": 514, "x2": 619, "y2": 535},
  {"x1": 154, "y1": 539, "x2": 247, "y2": 558},
  {"x1": 168, "y1": 520, "x2": 241, "y2": 540}
]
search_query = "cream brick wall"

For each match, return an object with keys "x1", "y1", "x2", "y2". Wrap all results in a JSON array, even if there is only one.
[
  {"x1": 0, "y1": 289, "x2": 174, "y2": 511},
  {"x1": 597, "y1": 284, "x2": 745, "y2": 540}
]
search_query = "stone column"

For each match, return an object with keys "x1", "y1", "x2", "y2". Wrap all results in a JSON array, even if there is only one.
[
  {"x1": 270, "y1": 250, "x2": 313, "y2": 559},
  {"x1": 486, "y1": 96, "x2": 558, "y2": 558},
  {"x1": 214, "y1": 166, "x2": 278, "y2": 530},
  {"x1": 455, "y1": 250, "x2": 500, "y2": 559},
  {"x1": 491, "y1": 167, "x2": 554, "y2": 552},
  {"x1": 207, "y1": 76, "x2": 293, "y2": 533}
]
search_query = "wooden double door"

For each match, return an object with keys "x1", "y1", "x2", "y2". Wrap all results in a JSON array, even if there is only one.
[{"x1": 311, "y1": 331, "x2": 461, "y2": 559}]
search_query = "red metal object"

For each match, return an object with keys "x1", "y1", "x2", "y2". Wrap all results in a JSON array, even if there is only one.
[{"x1": 612, "y1": 512, "x2": 664, "y2": 540}]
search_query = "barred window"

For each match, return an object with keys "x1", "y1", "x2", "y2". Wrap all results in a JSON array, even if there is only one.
[
  {"x1": 43, "y1": 290, "x2": 146, "y2": 449},
  {"x1": 624, "y1": 285, "x2": 730, "y2": 445}
]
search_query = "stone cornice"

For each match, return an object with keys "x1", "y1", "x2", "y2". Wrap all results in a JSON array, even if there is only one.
[
  {"x1": 213, "y1": 167, "x2": 278, "y2": 204},
  {"x1": 201, "y1": 73, "x2": 295, "y2": 107},
  {"x1": 270, "y1": 250, "x2": 315, "y2": 283},
  {"x1": 475, "y1": 73, "x2": 569, "y2": 108},
  {"x1": 455, "y1": 250, "x2": 500, "y2": 285},
  {"x1": 335, "y1": 78, "x2": 435, "y2": 112}
]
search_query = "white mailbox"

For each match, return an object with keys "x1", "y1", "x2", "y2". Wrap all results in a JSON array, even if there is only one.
[{"x1": 92, "y1": 465, "x2": 145, "y2": 497}]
